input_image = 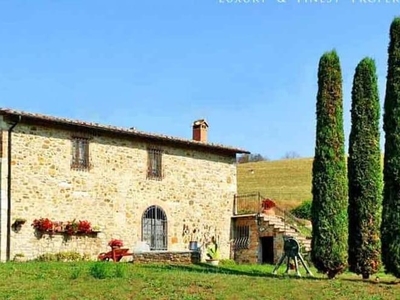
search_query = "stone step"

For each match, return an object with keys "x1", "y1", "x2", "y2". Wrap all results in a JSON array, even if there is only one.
[
  {"x1": 265, "y1": 218, "x2": 307, "y2": 232},
  {"x1": 262, "y1": 215, "x2": 282, "y2": 222},
  {"x1": 272, "y1": 225, "x2": 296, "y2": 233},
  {"x1": 266, "y1": 220, "x2": 300, "y2": 232},
  {"x1": 262, "y1": 214, "x2": 313, "y2": 251}
]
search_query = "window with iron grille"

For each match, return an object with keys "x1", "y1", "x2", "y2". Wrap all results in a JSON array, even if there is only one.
[
  {"x1": 71, "y1": 137, "x2": 90, "y2": 170},
  {"x1": 147, "y1": 148, "x2": 163, "y2": 179},
  {"x1": 233, "y1": 225, "x2": 250, "y2": 250},
  {"x1": 142, "y1": 205, "x2": 168, "y2": 250}
]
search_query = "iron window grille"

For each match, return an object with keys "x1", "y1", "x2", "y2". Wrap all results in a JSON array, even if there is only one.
[
  {"x1": 71, "y1": 137, "x2": 90, "y2": 170},
  {"x1": 142, "y1": 205, "x2": 168, "y2": 250},
  {"x1": 233, "y1": 225, "x2": 250, "y2": 250},
  {"x1": 147, "y1": 148, "x2": 163, "y2": 180}
]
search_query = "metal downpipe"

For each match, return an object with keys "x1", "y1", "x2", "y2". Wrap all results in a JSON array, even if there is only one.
[{"x1": 6, "y1": 116, "x2": 21, "y2": 261}]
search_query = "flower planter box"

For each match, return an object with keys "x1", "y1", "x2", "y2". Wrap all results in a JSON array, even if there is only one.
[
  {"x1": 31, "y1": 218, "x2": 98, "y2": 236},
  {"x1": 262, "y1": 208, "x2": 275, "y2": 215},
  {"x1": 206, "y1": 259, "x2": 219, "y2": 266}
]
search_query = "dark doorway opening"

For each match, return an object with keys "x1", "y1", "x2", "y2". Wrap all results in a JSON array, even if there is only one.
[{"x1": 260, "y1": 237, "x2": 274, "y2": 264}]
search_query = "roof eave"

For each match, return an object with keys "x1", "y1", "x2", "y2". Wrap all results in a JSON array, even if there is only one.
[{"x1": 0, "y1": 108, "x2": 250, "y2": 155}]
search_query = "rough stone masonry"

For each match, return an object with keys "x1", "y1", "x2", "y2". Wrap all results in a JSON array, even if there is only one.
[{"x1": 0, "y1": 110, "x2": 248, "y2": 262}]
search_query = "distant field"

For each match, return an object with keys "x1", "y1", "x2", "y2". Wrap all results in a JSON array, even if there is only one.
[
  {"x1": 237, "y1": 158, "x2": 314, "y2": 210},
  {"x1": 237, "y1": 156, "x2": 385, "y2": 210}
]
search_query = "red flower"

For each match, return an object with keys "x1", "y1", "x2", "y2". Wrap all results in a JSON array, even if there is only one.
[
  {"x1": 261, "y1": 198, "x2": 276, "y2": 210},
  {"x1": 78, "y1": 220, "x2": 92, "y2": 233},
  {"x1": 32, "y1": 218, "x2": 94, "y2": 235},
  {"x1": 108, "y1": 239, "x2": 124, "y2": 248},
  {"x1": 31, "y1": 218, "x2": 54, "y2": 232}
]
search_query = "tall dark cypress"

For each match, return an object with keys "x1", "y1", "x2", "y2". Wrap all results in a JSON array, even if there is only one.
[
  {"x1": 382, "y1": 17, "x2": 400, "y2": 278},
  {"x1": 311, "y1": 50, "x2": 348, "y2": 279},
  {"x1": 348, "y1": 58, "x2": 382, "y2": 279}
]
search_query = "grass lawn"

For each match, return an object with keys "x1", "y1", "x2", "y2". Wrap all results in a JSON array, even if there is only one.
[
  {"x1": 237, "y1": 158, "x2": 314, "y2": 210},
  {"x1": 0, "y1": 261, "x2": 398, "y2": 300}
]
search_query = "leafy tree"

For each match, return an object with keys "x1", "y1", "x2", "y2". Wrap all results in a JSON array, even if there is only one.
[
  {"x1": 282, "y1": 151, "x2": 301, "y2": 159},
  {"x1": 382, "y1": 17, "x2": 400, "y2": 278},
  {"x1": 311, "y1": 50, "x2": 348, "y2": 279},
  {"x1": 348, "y1": 58, "x2": 382, "y2": 279},
  {"x1": 237, "y1": 153, "x2": 268, "y2": 163},
  {"x1": 291, "y1": 200, "x2": 312, "y2": 220}
]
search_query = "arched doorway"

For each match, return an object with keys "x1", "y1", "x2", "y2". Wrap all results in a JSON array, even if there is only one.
[{"x1": 141, "y1": 205, "x2": 168, "y2": 250}]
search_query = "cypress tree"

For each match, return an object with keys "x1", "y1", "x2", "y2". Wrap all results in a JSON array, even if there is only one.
[
  {"x1": 382, "y1": 17, "x2": 400, "y2": 278},
  {"x1": 311, "y1": 50, "x2": 348, "y2": 279},
  {"x1": 348, "y1": 58, "x2": 382, "y2": 279}
]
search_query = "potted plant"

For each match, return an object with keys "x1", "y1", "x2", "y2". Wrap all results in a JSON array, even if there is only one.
[
  {"x1": 108, "y1": 239, "x2": 124, "y2": 250},
  {"x1": 12, "y1": 218, "x2": 27, "y2": 232},
  {"x1": 205, "y1": 236, "x2": 220, "y2": 266},
  {"x1": 261, "y1": 198, "x2": 276, "y2": 215}
]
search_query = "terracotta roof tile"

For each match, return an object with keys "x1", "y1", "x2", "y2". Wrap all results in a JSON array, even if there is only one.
[{"x1": 0, "y1": 108, "x2": 250, "y2": 154}]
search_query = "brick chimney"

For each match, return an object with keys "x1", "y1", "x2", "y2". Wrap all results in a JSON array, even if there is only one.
[{"x1": 192, "y1": 119, "x2": 208, "y2": 142}]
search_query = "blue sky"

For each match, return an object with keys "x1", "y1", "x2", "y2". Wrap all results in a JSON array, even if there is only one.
[{"x1": 0, "y1": 0, "x2": 397, "y2": 159}]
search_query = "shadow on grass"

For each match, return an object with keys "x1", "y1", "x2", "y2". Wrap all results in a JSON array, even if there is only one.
[
  {"x1": 140, "y1": 263, "x2": 322, "y2": 281},
  {"x1": 340, "y1": 277, "x2": 400, "y2": 286},
  {"x1": 139, "y1": 263, "x2": 400, "y2": 285}
]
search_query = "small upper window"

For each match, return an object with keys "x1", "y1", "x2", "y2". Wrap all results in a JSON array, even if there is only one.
[
  {"x1": 71, "y1": 137, "x2": 90, "y2": 170},
  {"x1": 147, "y1": 148, "x2": 163, "y2": 180},
  {"x1": 233, "y1": 225, "x2": 250, "y2": 250}
]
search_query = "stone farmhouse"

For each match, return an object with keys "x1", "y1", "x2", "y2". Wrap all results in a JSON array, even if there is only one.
[
  {"x1": 232, "y1": 194, "x2": 312, "y2": 265},
  {"x1": 0, "y1": 108, "x2": 250, "y2": 262}
]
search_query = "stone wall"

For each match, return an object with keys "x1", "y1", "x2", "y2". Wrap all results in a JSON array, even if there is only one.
[
  {"x1": 232, "y1": 217, "x2": 259, "y2": 264},
  {"x1": 11, "y1": 228, "x2": 104, "y2": 260},
  {"x1": 232, "y1": 216, "x2": 285, "y2": 264},
  {"x1": 0, "y1": 121, "x2": 237, "y2": 261},
  {"x1": 132, "y1": 251, "x2": 200, "y2": 264}
]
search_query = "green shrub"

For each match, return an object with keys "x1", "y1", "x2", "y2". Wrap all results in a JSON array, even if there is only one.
[
  {"x1": 70, "y1": 266, "x2": 83, "y2": 280},
  {"x1": 35, "y1": 253, "x2": 57, "y2": 262},
  {"x1": 291, "y1": 200, "x2": 312, "y2": 220},
  {"x1": 311, "y1": 50, "x2": 348, "y2": 279},
  {"x1": 348, "y1": 57, "x2": 382, "y2": 279},
  {"x1": 35, "y1": 251, "x2": 90, "y2": 262},
  {"x1": 382, "y1": 16, "x2": 400, "y2": 279},
  {"x1": 219, "y1": 259, "x2": 237, "y2": 266},
  {"x1": 90, "y1": 262, "x2": 112, "y2": 279},
  {"x1": 115, "y1": 264, "x2": 127, "y2": 278}
]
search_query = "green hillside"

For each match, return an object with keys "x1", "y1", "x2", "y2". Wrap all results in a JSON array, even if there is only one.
[
  {"x1": 237, "y1": 158, "x2": 313, "y2": 210},
  {"x1": 238, "y1": 156, "x2": 384, "y2": 210}
]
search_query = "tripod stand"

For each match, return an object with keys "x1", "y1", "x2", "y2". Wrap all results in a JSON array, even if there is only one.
[{"x1": 272, "y1": 236, "x2": 313, "y2": 277}]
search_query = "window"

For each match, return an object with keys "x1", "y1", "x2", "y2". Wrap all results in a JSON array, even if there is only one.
[
  {"x1": 233, "y1": 225, "x2": 250, "y2": 250},
  {"x1": 147, "y1": 148, "x2": 163, "y2": 179},
  {"x1": 142, "y1": 205, "x2": 168, "y2": 250},
  {"x1": 71, "y1": 137, "x2": 90, "y2": 170}
]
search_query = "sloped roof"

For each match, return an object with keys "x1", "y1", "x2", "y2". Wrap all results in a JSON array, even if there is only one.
[{"x1": 0, "y1": 108, "x2": 250, "y2": 155}]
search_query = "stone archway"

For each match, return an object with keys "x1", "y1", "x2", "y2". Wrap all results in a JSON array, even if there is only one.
[{"x1": 141, "y1": 205, "x2": 168, "y2": 250}]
